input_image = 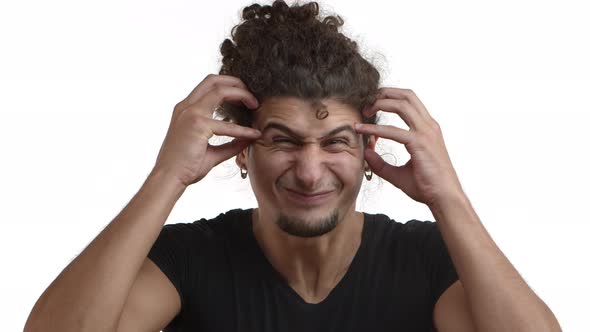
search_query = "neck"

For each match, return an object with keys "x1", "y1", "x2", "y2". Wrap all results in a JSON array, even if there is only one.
[{"x1": 251, "y1": 206, "x2": 364, "y2": 303}]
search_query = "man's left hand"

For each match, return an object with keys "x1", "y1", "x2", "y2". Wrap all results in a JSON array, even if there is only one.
[{"x1": 355, "y1": 87, "x2": 464, "y2": 207}]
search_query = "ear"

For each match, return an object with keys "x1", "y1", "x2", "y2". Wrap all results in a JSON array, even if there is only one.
[
  {"x1": 235, "y1": 145, "x2": 249, "y2": 169},
  {"x1": 363, "y1": 135, "x2": 378, "y2": 169}
]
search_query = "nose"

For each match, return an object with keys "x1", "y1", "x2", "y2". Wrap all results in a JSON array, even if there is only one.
[{"x1": 292, "y1": 143, "x2": 327, "y2": 191}]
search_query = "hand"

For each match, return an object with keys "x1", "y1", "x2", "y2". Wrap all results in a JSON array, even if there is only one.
[
  {"x1": 151, "y1": 74, "x2": 261, "y2": 188},
  {"x1": 354, "y1": 87, "x2": 464, "y2": 207}
]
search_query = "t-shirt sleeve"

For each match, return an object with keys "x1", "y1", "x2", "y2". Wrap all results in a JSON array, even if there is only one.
[
  {"x1": 423, "y1": 220, "x2": 460, "y2": 305},
  {"x1": 147, "y1": 221, "x2": 206, "y2": 311},
  {"x1": 406, "y1": 219, "x2": 460, "y2": 305}
]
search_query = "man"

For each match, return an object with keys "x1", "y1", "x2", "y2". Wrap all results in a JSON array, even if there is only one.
[{"x1": 25, "y1": 1, "x2": 561, "y2": 331}]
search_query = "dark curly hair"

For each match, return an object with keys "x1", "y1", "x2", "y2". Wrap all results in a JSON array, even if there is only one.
[{"x1": 217, "y1": 0, "x2": 381, "y2": 146}]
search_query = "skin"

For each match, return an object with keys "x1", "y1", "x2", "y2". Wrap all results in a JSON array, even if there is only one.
[
  {"x1": 148, "y1": 73, "x2": 560, "y2": 330},
  {"x1": 355, "y1": 88, "x2": 561, "y2": 331},
  {"x1": 159, "y1": 75, "x2": 560, "y2": 329},
  {"x1": 24, "y1": 70, "x2": 559, "y2": 331},
  {"x1": 236, "y1": 96, "x2": 376, "y2": 303}
]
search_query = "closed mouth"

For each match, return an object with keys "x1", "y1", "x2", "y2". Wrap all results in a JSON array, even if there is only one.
[
  {"x1": 286, "y1": 189, "x2": 333, "y2": 196},
  {"x1": 284, "y1": 188, "x2": 335, "y2": 205}
]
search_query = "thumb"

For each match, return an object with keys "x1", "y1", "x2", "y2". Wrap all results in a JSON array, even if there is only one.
[
  {"x1": 207, "y1": 138, "x2": 252, "y2": 169},
  {"x1": 364, "y1": 148, "x2": 402, "y2": 187}
]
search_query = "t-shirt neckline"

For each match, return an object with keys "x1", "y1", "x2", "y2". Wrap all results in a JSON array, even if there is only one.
[{"x1": 245, "y1": 208, "x2": 370, "y2": 307}]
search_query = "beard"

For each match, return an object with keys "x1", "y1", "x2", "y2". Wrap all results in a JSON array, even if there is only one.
[{"x1": 276, "y1": 209, "x2": 340, "y2": 238}]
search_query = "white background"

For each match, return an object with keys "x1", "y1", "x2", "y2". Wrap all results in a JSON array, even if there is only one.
[{"x1": 1, "y1": 0, "x2": 588, "y2": 331}]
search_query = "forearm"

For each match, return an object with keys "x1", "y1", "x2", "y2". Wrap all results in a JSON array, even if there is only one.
[
  {"x1": 24, "y1": 170, "x2": 186, "y2": 332},
  {"x1": 429, "y1": 192, "x2": 561, "y2": 332}
]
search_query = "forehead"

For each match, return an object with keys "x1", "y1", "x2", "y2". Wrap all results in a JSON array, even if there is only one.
[{"x1": 253, "y1": 96, "x2": 361, "y2": 131}]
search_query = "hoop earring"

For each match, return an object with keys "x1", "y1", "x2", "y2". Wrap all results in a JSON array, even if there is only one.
[
  {"x1": 364, "y1": 169, "x2": 373, "y2": 181},
  {"x1": 240, "y1": 167, "x2": 248, "y2": 179}
]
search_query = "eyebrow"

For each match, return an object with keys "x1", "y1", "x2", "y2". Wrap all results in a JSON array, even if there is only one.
[{"x1": 260, "y1": 122, "x2": 357, "y2": 140}]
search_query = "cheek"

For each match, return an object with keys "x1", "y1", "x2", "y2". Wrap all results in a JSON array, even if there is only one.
[
  {"x1": 333, "y1": 145, "x2": 366, "y2": 171},
  {"x1": 328, "y1": 146, "x2": 365, "y2": 165},
  {"x1": 249, "y1": 144, "x2": 291, "y2": 174},
  {"x1": 330, "y1": 156, "x2": 365, "y2": 180}
]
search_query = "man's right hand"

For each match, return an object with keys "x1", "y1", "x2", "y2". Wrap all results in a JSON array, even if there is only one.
[{"x1": 151, "y1": 74, "x2": 260, "y2": 188}]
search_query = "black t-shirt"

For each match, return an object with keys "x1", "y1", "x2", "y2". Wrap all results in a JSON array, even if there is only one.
[{"x1": 147, "y1": 208, "x2": 459, "y2": 332}]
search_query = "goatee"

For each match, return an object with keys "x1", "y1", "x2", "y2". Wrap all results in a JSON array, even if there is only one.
[{"x1": 276, "y1": 210, "x2": 340, "y2": 238}]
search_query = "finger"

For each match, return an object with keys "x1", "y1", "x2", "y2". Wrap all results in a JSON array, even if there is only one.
[
  {"x1": 209, "y1": 119, "x2": 262, "y2": 139},
  {"x1": 187, "y1": 74, "x2": 250, "y2": 104},
  {"x1": 375, "y1": 87, "x2": 435, "y2": 123},
  {"x1": 177, "y1": 74, "x2": 253, "y2": 111},
  {"x1": 206, "y1": 137, "x2": 253, "y2": 168},
  {"x1": 202, "y1": 85, "x2": 259, "y2": 113},
  {"x1": 355, "y1": 123, "x2": 412, "y2": 144},
  {"x1": 363, "y1": 99, "x2": 423, "y2": 131},
  {"x1": 184, "y1": 85, "x2": 258, "y2": 118},
  {"x1": 364, "y1": 148, "x2": 400, "y2": 185}
]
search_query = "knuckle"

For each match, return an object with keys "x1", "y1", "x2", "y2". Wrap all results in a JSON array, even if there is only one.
[
  {"x1": 188, "y1": 113, "x2": 204, "y2": 126},
  {"x1": 225, "y1": 74, "x2": 243, "y2": 84},
  {"x1": 210, "y1": 85, "x2": 224, "y2": 97},
  {"x1": 230, "y1": 122, "x2": 248, "y2": 133},
  {"x1": 399, "y1": 99, "x2": 412, "y2": 109},
  {"x1": 173, "y1": 101, "x2": 185, "y2": 113},
  {"x1": 403, "y1": 88, "x2": 415, "y2": 96},
  {"x1": 375, "y1": 99, "x2": 386, "y2": 108},
  {"x1": 227, "y1": 122, "x2": 242, "y2": 133},
  {"x1": 190, "y1": 116, "x2": 212, "y2": 135},
  {"x1": 432, "y1": 120, "x2": 442, "y2": 131},
  {"x1": 415, "y1": 132, "x2": 429, "y2": 145}
]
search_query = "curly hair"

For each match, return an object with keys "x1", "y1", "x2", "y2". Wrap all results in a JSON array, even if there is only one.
[{"x1": 217, "y1": 0, "x2": 381, "y2": 146}]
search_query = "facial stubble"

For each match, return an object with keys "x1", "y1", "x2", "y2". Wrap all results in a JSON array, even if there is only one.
[{"x1": 276, "y1": 209, "x2": 340, "y2": 238}]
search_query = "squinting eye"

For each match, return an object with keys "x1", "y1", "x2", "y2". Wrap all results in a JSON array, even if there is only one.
[
  {"x1": 327, "y1": 139, "x2": 348, "y2": 145},
  {"x1": 272, "y1": 137, "x2": 298, "y2": 145}
]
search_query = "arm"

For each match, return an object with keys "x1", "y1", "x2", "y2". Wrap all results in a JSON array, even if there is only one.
[
  {"x1": 429, "y1": 192, "x2": 562, "y2": 332},
  {"x1": 354, "y1": 87, "x2": 561, "y2": 332},
  {"x1": 24, "y1": 170, "x2": 186, "y2": 332},
  {"x1": 24, "y1": 74, "x2": 260, "y2": 332}
]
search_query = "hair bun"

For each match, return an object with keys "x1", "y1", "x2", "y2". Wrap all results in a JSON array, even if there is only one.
[
  {"x1": 242, "y1": 0, "x2": 318, "y2": 23},
  {"x1": 217, "y1": 0, "x2": 380, "y2": 132}
]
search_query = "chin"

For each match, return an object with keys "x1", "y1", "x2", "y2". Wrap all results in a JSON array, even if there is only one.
[{"x1": 275, "y1": 209, "x2": 340, "y2": 238}]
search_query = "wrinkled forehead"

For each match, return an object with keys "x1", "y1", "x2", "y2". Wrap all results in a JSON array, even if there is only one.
[{"x1": 253, "y1": 96, "x2": 361, "y2": 130}]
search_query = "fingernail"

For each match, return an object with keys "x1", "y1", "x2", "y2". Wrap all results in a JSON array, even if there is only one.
[{"x1": 355, "y1": 123, "x2": 363, "y2": 130}]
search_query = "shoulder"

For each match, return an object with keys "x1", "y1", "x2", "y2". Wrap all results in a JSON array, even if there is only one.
[
  {"x1": 362, "y1": 212, "x2": 445, "y2": 258},
  {"x1": 363, "y1": 211, "x2": 438, "y2": 239},
  {"x1": 158, "y1": 208, "x2": 253, "y2": 242}
]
